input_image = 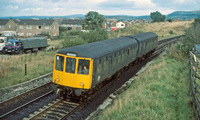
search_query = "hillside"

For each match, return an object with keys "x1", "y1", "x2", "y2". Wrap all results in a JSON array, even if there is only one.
[
  {"x1": 0, "y1": 10, "x2": 199, "y2": 20},
  {"x1": 167, "y1": 10, "x2": 200, "y2": 20}
]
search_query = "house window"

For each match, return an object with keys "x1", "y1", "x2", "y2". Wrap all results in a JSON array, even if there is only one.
[
  {"x1": 76, "y1": 24, "x2": 81, "y2": 27},
  {"x1": 0, "y1": 25, "x2": 4, "y2": 28},
  {"x1": 26, "y1": 33, "x2": 32, "y2": 36},
  {"x1": 45, "y1": 26, "x2": 49, "y2": 29},
  {"x1": 38, "y1": 26, "x2": 41, "y2": 29},
  {"x1": 54, "y1": 26, "x2": 55, "y2": 29},
  {"x1": 68, "y1": 24, "x2": 72, "y2": 27},
  {"x1": 63, "y1": 24, "x2": 66, "y2": 27},
  {"x1": 27, "y1": 26, "x2": 32, "y2": 29},
  {"x1": 20, "y1": 26, "x2": 23, "y2": 29},
  {"x1": 9, "y1": 25, "x2": 11, "y2": 28},
  {"x1": 18, "y1": 33, "x2": 23, "y2": 36}
]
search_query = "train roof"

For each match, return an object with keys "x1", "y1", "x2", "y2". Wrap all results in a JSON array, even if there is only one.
[
  {"x1": 57, "y1": 32, "x2": 157, "y2": 59},
  {"x1": 128, "y1": 32, "x2": 158, "y2": 42}
]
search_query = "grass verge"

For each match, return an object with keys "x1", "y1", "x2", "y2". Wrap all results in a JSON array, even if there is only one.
[
  {"x1": 98, "y1": 49, "x2": 194, "y2": 120},
  {"x1": 0, "y1": 51, "x2": 55, "y2": 88}
]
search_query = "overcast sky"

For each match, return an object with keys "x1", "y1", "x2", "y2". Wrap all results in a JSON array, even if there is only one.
[{"x1": 0, "y1": 0, "x2": 199, "y2": 17}]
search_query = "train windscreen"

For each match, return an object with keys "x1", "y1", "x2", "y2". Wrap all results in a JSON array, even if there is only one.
[
  {"x1": 65, "y1": 57, "x2": 76, "y2": 73},
  {"x1": 55, "y1": 55, "x2": 64, "y2": 71}
]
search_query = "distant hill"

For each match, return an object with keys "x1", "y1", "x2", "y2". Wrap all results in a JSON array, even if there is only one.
[
  {"x1": 0, "y1": 10, "x2": 199, "y2": 21},
  {"x1": 167, "y1": 10, "x2": 200, "y2": 20},
  {"x1": 0, "y1": 14, "x2": 85, "y2": 20}
]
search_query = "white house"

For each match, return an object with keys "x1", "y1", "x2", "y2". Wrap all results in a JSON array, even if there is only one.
[{"x1": 116, "y1": 21, "x2": 125, "y2": 29}]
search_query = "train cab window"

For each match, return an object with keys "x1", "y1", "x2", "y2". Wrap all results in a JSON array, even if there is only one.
[
  {"x1": 65, "y1": 57, "x2": 76, "y2": 73},
  {"x1": 55, "y1": 55, "x2": 64, "y2": 71},
  {"x1": 78, "y1": 59, "x2": 90, "y2": 75}
]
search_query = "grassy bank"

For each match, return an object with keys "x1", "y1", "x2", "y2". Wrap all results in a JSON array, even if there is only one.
[
  {"x1": 109, "y1": 21, "x2": 192, "y2": 39},
  {"x1": 0, "y1": 51, "x2": 55, "y2": 88},
  {"x1": 98, "y1": 49, "x2": 194, "y2": 120}
]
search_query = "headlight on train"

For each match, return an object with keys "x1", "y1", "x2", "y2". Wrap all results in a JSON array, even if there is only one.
[
  {"x1": 80, "y1": 82, "x2": 84, "y2": 86},
  {"x1": 56, "y1": 78, "x2": 59, "y2": 82}
]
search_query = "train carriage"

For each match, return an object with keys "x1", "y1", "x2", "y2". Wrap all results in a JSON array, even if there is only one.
[{"x1": 53, "y1": 32, "x2": 158, "y2": 98}]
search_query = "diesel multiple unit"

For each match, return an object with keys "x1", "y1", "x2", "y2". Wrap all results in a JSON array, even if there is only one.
[{"x1": 53, "y1": 32, "x2": 158, "y2": 98}]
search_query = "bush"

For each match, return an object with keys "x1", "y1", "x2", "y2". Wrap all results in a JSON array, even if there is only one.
[
  {"x1": 169, "y1": 30, "x2": 174, "y2": 34},
  {"x1": 167, "y1": 19, "x2": 173, "y2": 22},
  {"x1": 67, "y1": 30, "x2": 82, "y2": 36},
  {"x1": 167, "y1": 23, "x2": 200, "y2": 60},
  {"x1": 80, "y1": 29, "x2": 108, "y2": 43},
  {"x1": 62, "y1": 35, "x2": 86, "y2": 48}
]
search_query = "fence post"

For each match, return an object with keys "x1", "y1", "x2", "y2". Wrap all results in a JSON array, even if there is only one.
[{"x1": 25, "y1": 64, "x2": 27, "y2": 76}]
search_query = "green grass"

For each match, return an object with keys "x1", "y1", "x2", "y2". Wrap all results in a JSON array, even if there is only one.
[
  {"x1": 0, "y1": 51, "x2": 55, "y2": 88},
  {"x1": 98, "y1": 51, "x2": 194, "y2": 120}
]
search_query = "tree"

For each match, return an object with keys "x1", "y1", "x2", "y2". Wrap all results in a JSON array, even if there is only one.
[
  {"x1": 167, "y1": 18, "x2": 173, "y2": 22},
  {"x1": 82, "y1": 11, "x2": 104, "y2": 30},
  {"x1": 150, "y1": 11, "x2": 165, "y2": 22},
  {"x1": 194, "y1": 17, "x2": 200, "y2": 24}
]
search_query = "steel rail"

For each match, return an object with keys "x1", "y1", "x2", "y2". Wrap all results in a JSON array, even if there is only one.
[{"x1": 0, "y1": 90, "x2": 54, "y2": 119}]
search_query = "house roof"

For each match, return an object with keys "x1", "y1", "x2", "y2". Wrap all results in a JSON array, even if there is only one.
[
  {"x1": 61, "y1": 19, "x2": 83, "y2": 24},
  {"x1": 17, "y1": 19, "x2": 55, "y2": 25},
  {"x1": 0, "y1": 19, "x2": 9, "y2": 25}
]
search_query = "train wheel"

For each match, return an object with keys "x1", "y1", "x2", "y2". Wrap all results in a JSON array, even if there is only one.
[{"x1": 56, "y1": 88, "x2": 63, "y2": 98}]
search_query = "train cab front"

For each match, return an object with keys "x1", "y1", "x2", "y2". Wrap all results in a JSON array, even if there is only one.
[{"x1": 52, "y1": 53, "x2": 93, "y2": 99}]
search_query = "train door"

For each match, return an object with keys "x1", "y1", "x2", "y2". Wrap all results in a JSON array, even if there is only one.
[
  {"x1": 64, "y1": 57, "x2": 77, "y2": 86},
  {"x1": 53, "y1": 55, "x2": 65, "y2": 85},
  {"x1": 76, "y1": 58, "x2": 93, "y2": 89}
]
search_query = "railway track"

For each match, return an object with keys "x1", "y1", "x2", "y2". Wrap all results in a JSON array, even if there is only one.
[
  {"x1": 25, "y1": 99, "x2": 80, "y2": 120},
  {"x1": 0, "y1": 35, "x2": 183, "y2": 120},
  {"x1": 0, "y1": 82, "x2": 56, "y2": 120}
]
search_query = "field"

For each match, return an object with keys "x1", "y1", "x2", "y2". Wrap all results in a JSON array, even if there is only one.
[
  {"x1": 0, "y1": 20, "x2": 193, "y2": 88},
  {"x1": 109, "y1": 21, "x2": 192, "y2": 39}
]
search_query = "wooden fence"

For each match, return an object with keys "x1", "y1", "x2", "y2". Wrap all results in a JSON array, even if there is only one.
[{"x1": 190, "y1": 51, "x2": 200, "y2": 119}]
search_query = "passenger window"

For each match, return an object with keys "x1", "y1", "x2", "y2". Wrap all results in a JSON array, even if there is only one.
[
  {"x1": 122, "y1": 50, "x2": 125, "y2": 61},
  {"x1": 118, "y1": 51, "x2": 121, "y2": 63},
  {"x1": 78, "y1": 59, "x2": 90, "y2": 75},
  {"x1": 97, "y1": 59, "x2": 102, "y2": 74},
  {"x1": 113, "y1": 53, "x2": 116, "y2": 66},
  {"x1": 109, "y1": 56, "x2": 112, "y2": 67},
  {"x1": 55, "y1": 55, "x2": 64, "y2": 71},
  {"x1": 104, "y1": 57, "x2": 108, "y2": 70},
  {"x1": 127, "y1": 49, "x2": 130, "y2": 55},
  {"x1": 65, "y1": 57, "x2": 76, "y2": 73}
]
